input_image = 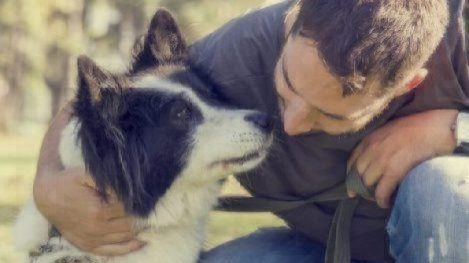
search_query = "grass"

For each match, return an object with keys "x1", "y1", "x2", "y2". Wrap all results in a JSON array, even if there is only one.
[
  {"x1": 0, "y1": 133, "x2": 40, "y2": 262},
  {"x1": 0, "y1": 132, "x2": 284, "y2": 262}
]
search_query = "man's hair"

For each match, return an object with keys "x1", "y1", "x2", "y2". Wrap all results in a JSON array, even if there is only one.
[{"x1": 291, "y1": 0, "x2": 449, "y2": 96}]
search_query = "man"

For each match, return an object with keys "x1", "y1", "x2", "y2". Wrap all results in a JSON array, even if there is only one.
[{"x1": 33, "y1": 0, "x2": 468, "y2": 262}]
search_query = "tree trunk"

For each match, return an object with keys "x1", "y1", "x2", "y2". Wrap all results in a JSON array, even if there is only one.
[
  {"x1": 0, "y1": 1, "x2": 26, "y2": 132},
  {"x1": 45, "y1": 0, "x2": 84, "y2": 118}
]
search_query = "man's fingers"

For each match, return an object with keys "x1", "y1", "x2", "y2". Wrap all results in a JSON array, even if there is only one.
[
  {"x1": 102, "y1": 201, "x2": 127, "y2": 218},
  {"x1": 107, "y1": 217, "x2": 134, "y2": 233},
  {"x1": 375, "y1": 175, "x2": 400, "y2": 208},
  {"x1": 91, "y1": 240, "x2": 146, "y2": 256},
  {"x1": 64, "y1": 168, "x2": 99, "y2": 191},
  {"x1": 101, "y1": 231, "x2": 137, "y2": 244},
  {"x1": 356, "y1": 141, "x2": 384, "y2": 176},
  {"x1": 347, "y1": 141, "x2": 368, "y2": 198},
  {"x1": 348, "y1": 148, "x2": 373, "y2": 196},
  {"x1": 68, "y1": 232, "x2": 144, "y2": 256},
  {"x1": 347, "y1": 141, "x2": 366, "y2": 172},
  {"x1": 362, "y1": 159, "x2": 384, "y2": 187},
  {"x1": 102, "y1": 191, "x2": 121, "y2": 205},
  {"x1": 61, "y1": 231, "x2": 100, "y2": 253},
  {"x1": 347, "y1": 142, "x2": 366, "y2": 198},
  {"x1": 83, "y1": 217, "x2": 133, "y2": 238},
  {"x1": 74, "y1": 170, "x2": 116, "y2": 197},
  {"x1": 79, "y1": 174, "x2": 98, "y2": 189},
  {"x1": 347, "y1": 190, "x2": 358, "y2": 198}
]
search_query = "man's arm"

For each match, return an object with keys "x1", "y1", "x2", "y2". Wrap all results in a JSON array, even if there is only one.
[
  {"x1": 348, "y1": 0, "x2": 468, "y2": 208},
  {"x1": 347, "y1": 109, "x2": 458, "y2": 208},
  {"x1": 33, "y1": 105, "x2": 144, "y2": 256}
]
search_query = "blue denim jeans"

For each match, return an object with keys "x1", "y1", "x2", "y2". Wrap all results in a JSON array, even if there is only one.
[{"x1": 200, "y1": 156, "x2": 469, "y2": 263}]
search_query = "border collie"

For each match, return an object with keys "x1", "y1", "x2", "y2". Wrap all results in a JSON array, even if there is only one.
[{"x1": 14, "y1": 9, "x2": 274, "y2": 263}]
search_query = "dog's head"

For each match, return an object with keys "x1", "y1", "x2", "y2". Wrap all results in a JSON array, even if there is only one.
[{"x1": 70, "y1": 9, "x2": 274, "y2": 217}]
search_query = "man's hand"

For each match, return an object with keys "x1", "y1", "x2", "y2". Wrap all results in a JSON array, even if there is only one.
[
  {"x1": 33, "y1": 105, "x2": 144, "y2": 256},
  {"x1": 347, "y1": 109, "x2": 458, "y2": 208}
]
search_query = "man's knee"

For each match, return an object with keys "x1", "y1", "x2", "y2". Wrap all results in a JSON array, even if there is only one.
[
  {"x1": 399, "y1": 156, "x2": 468, "y2": 202},
  {"x1": 388, "y1": 156, "x2": 469, "y2": 261},
  {"x1": 391, "y1": 156, "x2": 468, "y2": 230}
]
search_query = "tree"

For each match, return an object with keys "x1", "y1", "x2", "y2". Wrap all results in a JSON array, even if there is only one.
[
  {"x1": 0, "y1": 0, "x2": 271, "y2": 133},
  {"x1": 44, "y1": 0, "x2": 85, "y2": 117}
]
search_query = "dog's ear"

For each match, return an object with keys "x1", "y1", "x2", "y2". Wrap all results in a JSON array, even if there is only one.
[
  {"x1": 146, "y1": 9, "x2": 186, "y2": 61},
  {"x1": 77, "y1": 55, "x2": 113, "y2": 105},
  {"x1": 131, "y1": 8, "x2": 187, "y2": 72}
]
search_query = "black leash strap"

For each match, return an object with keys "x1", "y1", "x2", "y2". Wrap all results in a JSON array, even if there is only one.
[
  {"x1": 215, "y1": 166, "x2": 373, "y2": 263},
  {"x1": 324, "y1": 197, "x2": 359, "y2": 263},
  {"x1": 216, "y1": 183, "x2": 348, "y2": 213}
]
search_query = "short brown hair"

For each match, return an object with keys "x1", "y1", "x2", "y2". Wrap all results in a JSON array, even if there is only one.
[{"x1": 291, "y1": 0, "x2": 449, "y2": 95}]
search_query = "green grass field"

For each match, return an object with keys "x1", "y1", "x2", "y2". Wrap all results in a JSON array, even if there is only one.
[{"x1": 0, "y1": 132, "x2": 284, "y2": 262}]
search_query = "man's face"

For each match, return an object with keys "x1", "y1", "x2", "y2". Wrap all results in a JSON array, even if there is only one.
[{"x1": 274, "y1": 36, "x2": 395, "y2": 136}]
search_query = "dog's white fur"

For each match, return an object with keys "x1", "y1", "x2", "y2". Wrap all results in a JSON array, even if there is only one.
[{"x1": 14, "y1": 77, "x2": 272, "y2": 263}]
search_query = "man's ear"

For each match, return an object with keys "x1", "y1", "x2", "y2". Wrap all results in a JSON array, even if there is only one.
[
  {"x1": 131, "y1": 8, "x2": 186, "y2": 72},
  {"x1": 77, "y1": 55, "x2": 111, "y2": 105},
  {"x1": 395, "y1": 68, "x2": 428, "y2": 96}
]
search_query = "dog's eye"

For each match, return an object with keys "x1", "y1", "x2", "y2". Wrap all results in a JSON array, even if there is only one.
[
  {"x1": 170, "y1": 100, "x2": 192, "y2": 124},
  {"x1": 176, "y1": 107, "x2": 190, "y2": 120}
]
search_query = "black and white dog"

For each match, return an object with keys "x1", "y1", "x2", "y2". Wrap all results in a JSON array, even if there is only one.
[{"x1": 14, "y1": 9, "x2": 274, "y2": 263}]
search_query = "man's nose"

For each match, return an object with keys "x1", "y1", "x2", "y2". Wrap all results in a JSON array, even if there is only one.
[{"x1": 283, "y1": 104, "x2": 315, "y2": 135}]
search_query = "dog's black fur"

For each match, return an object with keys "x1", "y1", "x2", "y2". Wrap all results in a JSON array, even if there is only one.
[{"x1": 74, "y1": 9, "x2": 221, "y2": 217}]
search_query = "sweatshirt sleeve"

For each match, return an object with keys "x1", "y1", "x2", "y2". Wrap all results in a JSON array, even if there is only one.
[{"x1": 395, "y1": 0, "x2": 469, "y2": 117}]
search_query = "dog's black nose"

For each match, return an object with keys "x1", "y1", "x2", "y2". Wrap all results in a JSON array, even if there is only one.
[{"x1": 244, "y1": 113, "x2": 275, "y2": 132}]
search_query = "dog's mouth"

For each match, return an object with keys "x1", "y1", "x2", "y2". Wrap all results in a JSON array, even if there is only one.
[
  {"x1": 217, "y1": 150, "x2": 263, "y2": 166},
  {"x1": 209, "y1": 138, "x2": 272, "y2": 169}
]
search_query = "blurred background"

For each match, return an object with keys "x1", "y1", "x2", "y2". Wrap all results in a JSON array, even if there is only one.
[
  {"x1": 0, "y1": 0, "x2": 288, "y2": 132},
  {"x1": 0, "y1": 0, "x2": 286, "y2": 261},
  {"x1": 0, "y1": 0, "x2": 468, "y2": 262}
]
